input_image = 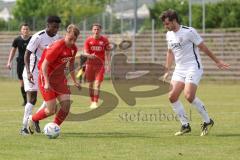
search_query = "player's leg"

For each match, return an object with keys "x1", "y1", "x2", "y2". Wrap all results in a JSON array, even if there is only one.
[
  {"x1": 36, "y1": 101, "x2": 46, "y2": 113},
  {"x1": 89, "y1": 80, "x2": 100, "y2": 109},
  {"x1": 20, "y1": 80, "x2": 27, "y2": 106},
  {"x1": 184, "y1": 70, "x2": 214, "y2": 136},
  {"x1": 89, "y1": 82, "x2": 94, "y2": 104},
  {"x1": 28, "y1": 92, "x2": 56, "y2": 134},
  {"x1": 53, "y1": 94, "x2": 71, "y2": 126},
  {"x1": 28, "y1": 98, "x2": 57, "y2": 134},
  {"x1": 81, "y1": 65, "x2": 86, "y2": 83},
  {"x1": 21, "y1": 68, "x2": 38, "y2": 135},
  {"x1": 21, "y1": 91, "x2": 37, "y2": 135},
  {"x1": 169, "y1": 80, "x2": 191, "y2": 136},
  {"x1": 169, "y1": 69, "x2": 192, "y2": 136},
  {"x1": 90, "y1": 66, "x2": 104, "y2": 109},
  {"x1": 17, "y1": 61, "x2": 26, "y2": 106},
  {"x1": 28, "y1": 74, "x2": 57, "y2": 134},
  {"x1": 85, "y1": 64, "x2": 96, "y2": 108},
  {"x1": 77, "y1": 56, "x2": 87, "y2": 83},
  {"x1": 184, "y1": 83, "x2": 211, "y2": 123},
  {"x1": 32, "y1": 101, "x2": 47, "y2": 133}
]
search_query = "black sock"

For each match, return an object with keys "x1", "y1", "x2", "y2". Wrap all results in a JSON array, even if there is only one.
[{"x1": 21, "y1": 86, "x2": 27, "y2": 103}]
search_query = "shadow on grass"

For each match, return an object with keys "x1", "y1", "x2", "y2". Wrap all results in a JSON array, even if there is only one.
[
  {"x1": 62, "y1": 132, "x2": 160, "y2": 139},
  {"x1": 214, "y1": 133, "x2": 240, "y2": 137}
]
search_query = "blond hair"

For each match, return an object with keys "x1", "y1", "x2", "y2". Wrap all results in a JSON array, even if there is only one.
[{"x1": 67, "y1": 24, "x2": 80, "y2": 37}]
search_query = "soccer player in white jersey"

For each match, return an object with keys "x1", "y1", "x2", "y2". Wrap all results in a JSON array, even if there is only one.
[
  {"x1": 160, "y1": 9, "x2": 229, "y2": 136},
  {"x1": 21, "y1": 16, "x2": 61, "y2": 135}
]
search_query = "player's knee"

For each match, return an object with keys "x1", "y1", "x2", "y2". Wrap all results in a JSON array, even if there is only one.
[
  {"x1": 60, "y1": 101, "x2": 71, "y2": 112},
  {"x1": 45, "y1": 107, "x2": 55, "y2": 116},
  {"x1": 185, "y1": 93, "x2": 195, "y2": 103},
  {"x1": 29, "y1": 97, "x2": 37, "y2": 105},
  {"x1": 168, "y1": 94, "x2": 178, "y2": 103}
]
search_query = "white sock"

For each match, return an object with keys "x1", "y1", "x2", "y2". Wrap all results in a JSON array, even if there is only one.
[
  {"x1": 36, "y1": 101, "x2": 46, "y2": 113},
  {"x1": 23, "y1": 103, "x2": 33, "y2": 128},
  {"x1": 171, "y1": 100, "x2": 189, "y2": 126},
  {"x1": 191, "y1": 97, "x2": 210, "y2": 123}
]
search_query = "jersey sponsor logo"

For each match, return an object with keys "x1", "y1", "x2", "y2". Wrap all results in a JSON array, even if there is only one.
[
  {"x1": 90, "y1": 46, "x2": 103, "y2": 51},
  {"x1": 170, "y1": 43, "x2": 182, "y2": 50}
]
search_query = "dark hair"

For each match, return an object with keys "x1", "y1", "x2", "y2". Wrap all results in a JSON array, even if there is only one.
[
  {"x1": 47, "y1": 16, "x2": 61, "y2": 24},
  {"x1": 20, "y1": 23, "x2": 29, "y2": 29},
  {"x1": 91, "y1": 23, "x2": 102, "y2": 29},
  {"x1": 160, "y1": 9, "x2": 180, "y2": 23}
]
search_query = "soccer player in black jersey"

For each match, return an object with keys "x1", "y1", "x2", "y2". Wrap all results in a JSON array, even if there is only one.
[{"x1": 6, "y1": 23, "x2": 31, "y2": 106}]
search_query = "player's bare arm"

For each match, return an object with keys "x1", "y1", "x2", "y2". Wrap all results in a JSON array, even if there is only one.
[
  {"x1": 81, "y1": 50, "x2": 96, "y2": 59},
  {"x1": 69, "y1": 61, "x2": 81, "y2": 89},
  {"x1": 24, "y1": 50, "x2": 34, "y2": 84},
  {"x1": 105, "y1": 49, "x2": 111, "y2": 72},
  {"x1": 41, "y1": 59, "x2": 50, "y2": 90},
  {"x1": 163, "y1": 49, "x2": 174, "y2": 81},
  {"x1": 198, "y1": 42, "x2": 230, "y2": 69},
  {"x1": 6, "y1": 47, "x2": 17, "y2": 70}
]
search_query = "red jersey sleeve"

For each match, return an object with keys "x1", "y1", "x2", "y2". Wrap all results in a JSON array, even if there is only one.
[{"x1": 45, "y1": 39, "x2": 64, "y2": 63}]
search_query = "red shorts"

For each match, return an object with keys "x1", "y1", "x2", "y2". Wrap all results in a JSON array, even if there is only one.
[
  {"x1": 85, "y1": 64, "x2": 105, "y2": 82},
  {"x1": 38, "y1": 74, "x2": 70, "y2": 101}
]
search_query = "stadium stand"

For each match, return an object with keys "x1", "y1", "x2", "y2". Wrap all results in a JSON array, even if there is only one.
[{"x1": 0, "y1": 31, "x2": 239, "y2": 80}]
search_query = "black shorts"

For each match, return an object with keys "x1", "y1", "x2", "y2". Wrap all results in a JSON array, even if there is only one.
[{"x1": 16, "y1": 58, "x2": 24, "y2": 80}]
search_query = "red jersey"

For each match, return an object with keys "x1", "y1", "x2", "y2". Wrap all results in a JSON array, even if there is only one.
[
  {"x1": 38, "y1": 39, "x2": 77, "y2": 83},
  {"x1": 84, "y1": 35, "x2": 109, "y2": 65}
]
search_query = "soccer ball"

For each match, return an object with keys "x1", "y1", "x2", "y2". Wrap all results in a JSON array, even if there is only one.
[{"x1": 43, "y1": 122, "x2": 60, "y2": 139}]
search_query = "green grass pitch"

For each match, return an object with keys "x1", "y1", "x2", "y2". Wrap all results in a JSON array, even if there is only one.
[{"x1": 0, "y1": 79, "x2": 239, "y2": 160}]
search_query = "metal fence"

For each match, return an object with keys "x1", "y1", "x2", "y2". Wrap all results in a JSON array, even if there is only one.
[{"x1": 1, "y1": 14, "x2": 240, "y2": 81}]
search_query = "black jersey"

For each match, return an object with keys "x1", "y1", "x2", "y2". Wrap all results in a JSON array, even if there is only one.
[{"x1": 12, "y1": 35, "x2": 31, "y2": 60}]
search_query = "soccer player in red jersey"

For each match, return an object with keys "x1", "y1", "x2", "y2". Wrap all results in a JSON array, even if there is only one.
[
  {"x1": 82, "y1": 23, "x2": 111, "y2": 109},
  {"x1": 28, "y1": 24, "x2": 80, "y2": 134}
]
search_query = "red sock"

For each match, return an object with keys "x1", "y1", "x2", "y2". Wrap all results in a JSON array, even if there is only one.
[
  {"x1": 32, "y1": 108, "x2": 48, "y2": 121},
  {"x1": 53, "y1": 108, "x2": 69, "y2": 126},
  {"x1": 93, "y1": 95, "x2": 99, "y2": 102}
]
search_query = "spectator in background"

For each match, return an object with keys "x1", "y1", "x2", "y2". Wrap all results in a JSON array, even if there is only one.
[{"x1": 6, "y1": 23, "x2": 31, "y2": 106}]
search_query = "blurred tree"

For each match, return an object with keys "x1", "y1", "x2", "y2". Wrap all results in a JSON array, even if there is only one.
[
  {"x1": 150, "y1": 0, "x2": 188, "y2": 29},
  {"x1": 149, "y1": 0, "x2": 240, "y2": 30},
  {"x1": 12, "y1": 0, "x2": 112, "y2": 30}
]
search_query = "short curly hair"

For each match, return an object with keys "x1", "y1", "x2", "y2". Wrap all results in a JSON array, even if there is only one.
[
  {"x1": 160, "y1": 9, "x2": 180, "y2": 23},
  {"x1": 47, "y1": 16, "x2": 61, "y2": 24}
]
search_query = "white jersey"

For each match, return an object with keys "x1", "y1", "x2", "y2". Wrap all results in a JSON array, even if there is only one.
[
  {"x1": 166, "y1": 25, "x2": 203, "y2": 70},
  {"x1": 26, "y1": 29, "x2": 60, "y2": 73},
  {"x1": 23, "y1": 30, "x2": 59, "y2": 91}
]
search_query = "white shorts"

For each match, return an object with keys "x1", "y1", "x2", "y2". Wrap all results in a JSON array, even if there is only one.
[
  {"x1": 171, "y1": 68, "x2": 203, "y2": 86},
  {"x1": 22, "y1": 67, "x2": 39, "y2": 92}
]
